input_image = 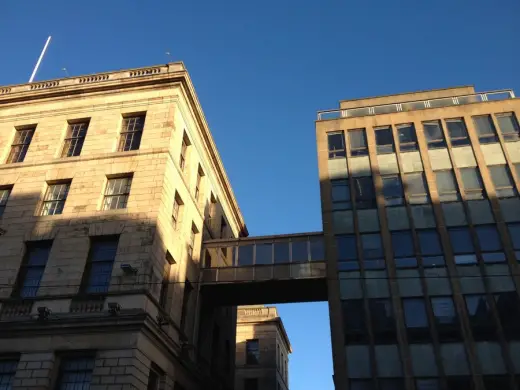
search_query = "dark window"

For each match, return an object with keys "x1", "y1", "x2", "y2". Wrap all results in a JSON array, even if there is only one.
[
  {"x1": 7, "y1": 127, "x2": 35, "y2": 163},
  {"x1": 431, "y1": 297, "x2": 459, "y2": 341},
  {"x1": 369, "y1": 299, "x2": 395, "y2": 343},
  {"x1": 328, "y1": 132, "x2": 346, "y2": 159},
  {"x1": 448, "y1": 227, "x2": 476, "y2": 265},
  {"x1": 341, "y1": 300, "x2": 368, "y2": 343},
  {"x1": 0, "y1": 359, "x2": 18, "y2": 388},
  {"x1": 188, "y1": 224, "x2": 198, "y2": 259},
  {"x1": 195, "y1": 166, "x2": 204, "y2": 201},
  {"x1": 405, "y1": 172, "x2": 430, "y2": 204},
  {"x1": 423, "y1": 120, "x2": 446, "y2": 149},
  {"x1": 349, "y1": 129, "x2": 368, "y2": 156},
  {"x1": 13, "y1": 241, "x2": 52, "y2": 298},
  {"x1": 353, "y1": 176, "x2": 376, "y2": 209},
  {"x1": 445, "y1": 377, "x2": 473, "y2": 390},
  {"x1": 331, "y1": 179, "x2": 351, "y2": 210},
  {"x1": 0, "y1": 186, "x2": 13, "y2": 218},
  {"x1": 82, "y1": 236, "x2": 118, "y2": 294},
  {"x1": 391, "y1": 230, "x2": 415, "y2": 268},
  {"x1": 482, "y1": 376, "x2": 511, "y2": 390},
  {"x1": 180, "y1": 133, "x2": 190, "y2": 172},
  {"x1": 180, "y1": 279, "x2": 193, "y2": 332},
  {"x1": 465, "y1": 294, "x2": 495, "y2": 341},
  {"x1": 159, "y1": 260, "x2": 172, "y2": 310},
  {"x1": 172, "y1": 192, "x2": 183, "y2": 229},
  {"x1": 446, "y1": 118, "x2": 470, "y2": 147},
  {"x1": 496, "y1": 112, "x2": 520, "y2": 142},
  {"x1": 397, "y1": 123, "x2": 418, "y2": 152},
  {"x1": 435, "y1": 170, "x2": 460, "y2": 202},
  {"x1": 473, "y1": 115, "x2": 498, "y2": 144},
  {"x1": 361, "y1": 233, "x2": 384, "y2": 269},
  {"x1": 495, "y1": 292, "x2": 520, "y2": 340},
  {"x1": 147, "y1": 364, "x2": 163, "y2": 390},
  {"x1": 118, "y1": 115, "x2": 145, "y2": 151},
  {"x1": 417, "y1": 229, "x2": 442, "y2": 255},
  {"x1": 459, "y1": 167, "x2": 486, "y2": 200},
  {"x1": 507, "y1": 223, "x2": 520, "y2": 250},
  {"x1": 246, "y1": 339, "x2": 260, "y2": 364},
  {"x1": 381, "y1": 175, "x2": 404, "y2": 206},
  {"x1": 416, "y1": 378, "x2": 440, "y2": 390},
  {"x1": 41, "y1": 181, "x2": 71, "y2": 216},
  {"x1": 103, "y1": 176, "x2": 132, "y2": 210},
  {"x1": 489, "y1": 165, "x2": 517, "y2": 198},
  {"x1": 403, "y1": 298, "x2": 430, "y2": 342},
  {"x1": 55, "y1": 355, "x2": 95, "y2": 389},
  {"x1": 379, "y1": 379, "x2": 405, "y2": 390},
  {"x1": 244, "y1": 378, "x2": 258, "y2": 390},
  {"x1": 336, "y1": 235, "x2": 358, "y2": 271},
  {"x1": 61, "y1": 121, "x2": 88, "y2": 157},
  {"x1": 349, "y1": 380, "x2": 375, "y2": 390},
  {"x1": 375, "y1": 126, "x2": 395, "y2": 154},
  {"x1": 475, "y1": 225, "x2": 504, "y2": 263}
]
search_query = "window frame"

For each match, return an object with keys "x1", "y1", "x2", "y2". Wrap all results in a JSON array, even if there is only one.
[
  {"x1": 12, "y1": 240, "x2": 52, "y2": 298},
  {"x1": 488, "y1": 164, "x2": 518, "y2": 198},
  {"x1": 435, "y1": 170, "x2": 460, "y2": 202},
  {"x1": 423, "y1": 120, "x2": 446, "y2": 149},
  {"x1": 118, "y1": 114, "x2": 145, "y2": 152},
  {"x1": 396, "y1": 123, "x2": 418, "y2": 152},
  {"x1": 327, "y1": 131, "x2": 346, "y2": 159},
  {"x1": 80, "y1": 236, "x2": 119, "y2": 295},
  {"x1": 473, "y1": 115, "x2": 498, "y2": 144},
  {"x1": 445, "y1": 118, "x2": 470, "y2": 147},
  {"x1": 102, "y1": 175, "x2": 133, "y2": 210},
  {"x1": 404, "y1": 172, "x2": 430, "y2": 204},
  {"x1": 374, "y1": 126, "x2": 395, "y2": 154},
  {"x1": 459, "y1": 167, "x2": 486, "y2": 200},
  {"x1": 7, "y1": 126, "x2": 35, "y2": 164},
  {"x1": 381, "y1": 174, "x2": 404, "y2": 206},
  {"x1": 496, "y1": 112, "x2": 520, "y2": 142},
  {"x1": 0, "y1": 185, "x2": 13, "y2": 218},
  {"x1": 348, "y1": 129, "x2": 368, "y2": 157},
  {"x1": 61, "y1": 120, "x2": 89, "y2": 157},
  {"x1": 40, "y1": 180, "x2": 71, "y2": 216}
]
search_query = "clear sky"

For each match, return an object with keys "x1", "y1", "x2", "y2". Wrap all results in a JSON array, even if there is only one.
[{"x1": 1, "y1": 0, "x2": 519, "y2": 388}]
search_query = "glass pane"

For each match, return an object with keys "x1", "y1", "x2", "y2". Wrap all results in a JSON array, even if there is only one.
[
  {"x1": 403, "y1": 298, "x2": 428, "y2": 328},
  {"x1": 353, "y1": 177, "x2": 375, "y2": 208},
  {"x1": 310, "y1": 237, "x2": 325, "y2": 261},
  {"x1": 507, "y1": 223, "x2": 520, "y2": 250},
  {"x1": 336, "y1": 235, "x2": 357, "y2": 261},
  {"x1": 397, "y1": 123, "x2": 417, "y2": 151},
  {"x1": 274, "y1": 242, "x2": 290, "y2": 264},
  {"x1": 26, "y1": 242, "x2": 52, "y2": 266},
  {"x1": 436, "y1": 171, "x2": 458, "y2": 193},
  {"x1": 391, "y1": 231, "x2": 414, "y2": 257},
  {"x1": 382, "y1": 176, "x2": 403, "y2": 205},
  {"x1": 431, "y1": 297, "x2": 456, "y2": 324},
  {"x1": 238, "y1": 245, "x2": 254, "y2": 266},
  {"x1": 446, "y1": 118, "x2": 469, "y2": 146},
  {"x1": 460, "y1": 167, "x2": 483, "y2": 191},
  {"x1": 405, "y1": 173, "x2": 429, "y2": 203},
  {"x1": 475, "y1": 225, "x2": 502, "y2": 252},
  {"x1": 418, "y1": 230, "x2": 442, "y2": 255},
  {"x1": 474, "y1": 115, "x2": 496, "y2": 137},
  {"x1": 328, "y1": 132, "x2": 346, "y2": 158},
  {"x1": 375, "y1": 127, "x2": 395, "y2": 154},
  {"x1": 255, "y1": 243, "x2": 272, "y2": 265},
  {"x1": 448, "y1": 228, "x2": 474, "y2": 254},
  {"x1": 465, "y1": 295, "x2": 492, "y2": 323},
  {"x1": 90, "y1": 239, "x2": 118, "y2": 262},
  {"x1": 331, "y1": 180, "x2": 350, "y2": 202},
  {"x1": 291, "y1": 241, "x2": 308, "y2": 262},
  {"x1": 497, "y1": 113, "x2": 520, "y2": 141},
  {"x1": 361, "y1": 233, "x2": 383, "y2": 259},
  {"x1": 424, "y1": 121, "x2": 446, "y2": 148},
  {"x1": 350, "y1": 129, "x2": 367, "y2": 149},
  {"x1": 489, "y1": 165, "x2": 515, "y2": 188}
]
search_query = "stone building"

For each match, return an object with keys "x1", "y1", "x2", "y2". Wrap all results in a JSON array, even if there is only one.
[{"x1": 235, "y1": 306, "x2": 291, "y2": 390}]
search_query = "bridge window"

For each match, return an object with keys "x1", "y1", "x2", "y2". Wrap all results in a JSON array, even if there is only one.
[
  {"x1": 255, "y1": 243, "x2": 272, "y2": 265},
  {"x1": 238, "y1": 245, "x2": 254, "y2": 266},
  {"x1": 292, "y1": 240, "x2": 308, "y2": 262},
  {"x1": 336, "y1": 235, "x2": 358, "y2": 271},
  {"x1": 310, "y1": 237, "x2": 325, "y2": 261},
  {"x1": 274, "y1": 242, "x2": 290, "y2": 264}
]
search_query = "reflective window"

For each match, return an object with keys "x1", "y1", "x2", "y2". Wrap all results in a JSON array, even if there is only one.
[
  {"x1": 381, "y1": 175, "x2": 404, "y2": 206},
  {"x1": 507, "y1": 223, "x2": 520, "y2": 250},
  {"x1": 435, "y1": 170, "x2": 460, "y2": 202},
  {"x1": 0, "y1": 186, "x2": 13, "y2": 218},
  {"x1": 369, "y1": 299, "x2": 395, "y2": 342},
  {"x1": 448, "y1": 227, "x2": 476, "y2": 265},
  {"x1": 496, "y1": 112, "x2": 520, "y2": 142},
  {"x1": 489, "y1": 165, "x2": 518, "y2": 198},
  {"x1": 238, "y1": 245, "x2": 254, "y2": 266},
  {"x1": 291, "y1": 241, "x2": 308, "y2": 262},
  {"x1": 56, "y1": 356, "x2": 95, "y2": 389},
  {"x1": 14, "y1": 241, "x2": 52, "y2": 298},
  {"x1": 417, "y1": 229, "x2": 442, "y2": 255},
  {"x1": 391, "y1": 230, "x2": 414, "y2": 257},
  {"x1": 274, "y1": 242, "x2": 289, "y2": 264},
  {"x1": 328, "y1": 132, "x2": 346, "y2": 159},
  {"x1": 405, "y1": 172, "x2": 430, "y2": 204},
  {"x1": 310, "y1": 237, "x2": 325, "y2": 261},
  {"x1": 397, "y1": 123, "x2": 418, "y2": 151},
  {"x1": 331, "y1": 179, "x2": 351, "y2": 210},
  {"x1": 353, "y1": 177, "x2": 376, "y2": 209},
  {"x1": 375, "y1": 126, "x2": 395, "y2": 154},
  {"x1": 459, "y1": 167, "x2": 486, "y2": 200},
  {"x1": 255, "y1": 244, "x2": 272, "y2": 265},
  {"x1": 103, "y1": 176, "x2": 132, "y2": 210},
  {"x1": 361, "y1": 233, "x2": 384, "y2": 269},
  {"x1": 475, "y1": 225, "x2": 504, "y2": 263},
  {"x1": 494, "y1": 292, "x2": 520, "y2": 340},
  {"x1": 342, "y1": 300, "x2": 368, "y2": 343},
  {"x1": 349, "y1": 129, "x2": 368, "y2": 157},
  {"x1": 41, "y1": 181, "x2": 71, "y2": 216},
  {"x1": 465, "y1": 295, "x2": 495, "y2": 341},
  {"x1": 446, "y1": 118, "x2": 470, "y2": 146},
  {"x1": 423, "y1": 120, "x2": 446, "y2": 149},
  {"x1": 336, "y1": 235, "x2": 358, "y2": 270},
  {"x1": 473, "y1": 115, "x2": 498, "y2": 144}
]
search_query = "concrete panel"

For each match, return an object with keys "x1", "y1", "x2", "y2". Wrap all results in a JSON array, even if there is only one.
[
  {"x1": 410, "y1": 344, "x2": 437, "y2": 376},
  {"x1": 397, "y1": 270, "x2": 422, "y2": 297},
  {"x1": 328, "y1": 158, "x2": 349, "y2": 180},
  {"x1": 386, "y1": 206, "x2": 409, "y2": 231},
  {"x1": 400, "y1": 151, "x2": 424, "y2": 173},
  {"x1": 333, "y1": 210, "x2": 355, "y2": 234},
  {"x1": 365, "y1": 271, "x2": 390, "y2": 298},
  {"x1": 350, "y1": 156, "x2": 372, "y2": 177},
  {"x1": 425, "y1": 267, "x2": 452, "y2": 296},
  {"x1": 442, "y1": 202, "x2": 467, "y2": 227},
  {"x1": 452, "y1": 146, "x2": 477, "y2": 168},
  {"x1": 505, "y1": 142, "x2": 520, "y2": 163},
  {"x1": 467, "y1": 200, "x2": 494, "y2": 225},
  {"x1": 346, "y1": 345, "x2": 371, "y2": 378},
  {"x1": 441, "y1": 343, "x2": 470, "y2": 375},
  {"x1": 375, "y1": 345, "x2": 402, "y2": 377},
  {"x1": 476, "y1": 342, "x2": 507, "y2": 374},
  {"x1": 377, "y1": 153, "x2": 399, "y2": 175},
  {"x1": 428, "y1": 149, "x2": 452, "y2": 171},
  {"x1": 481, "y1": 143, "x2": 506, "y2": 165},
  {"x1": 357, "y1": 209, "x2": 380, "y2": 232},
  {"x1": 411, "y1": 205, "x2": 436, "y2": 228},
  {"x1": 499, "y1": 198, "x2": 520, "y2": 222}
]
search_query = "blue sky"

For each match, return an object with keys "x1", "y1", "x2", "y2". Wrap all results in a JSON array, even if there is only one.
[{"x1": 1, "y1": 0, "x2": 519, "y2": 388}]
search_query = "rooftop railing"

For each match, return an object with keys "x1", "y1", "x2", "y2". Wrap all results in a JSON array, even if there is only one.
[{"x1": 317, "y1": 89, "x2": 516, "y2": 121}]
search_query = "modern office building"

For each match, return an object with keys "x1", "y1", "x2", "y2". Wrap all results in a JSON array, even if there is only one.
[
  {"x1": 235, "y1": 305, "x2": 291, "y2": 390},
  {"x1": 316, "y1": 86, "x2": 520, "y2": 390}
]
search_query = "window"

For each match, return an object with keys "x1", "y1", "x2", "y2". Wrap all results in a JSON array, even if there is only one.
[
  {"x1": 342, "y1": 300, "x2": 368, "y2": 343},
  {"x1": 353, "y1": 176, "x2": 376, "y2": 209},
  {"x1": 391, "y1": 230, "x2": 415, "y2": 268},
  {"x1": 349, "y1": 380, "x2": 374, "y2": 390},
  {"x1": 188, "y1": 224, "x2": 198, "y2": 259},
  {"x1": 417, "y1": 229, "x2": 444, "y2": 267},
  {"x1": 209, "y1": 193, "x2": 217, "y2": 220},
  {"x1": 361, "y1": 233, "x2": 384, "y2": 269},
  {"x1": 445, "y1": 118, "x2": 470, "y2": 146},
  {"x1": 515, "y1": 163, "x2": 520, "y2": 182},
  {"x1": 403, "y1": 298, "x2": 430, "y2": 342},
  {"x1": 244, "y1": 378, "x2": 258, "y2": 390},
  {"x1": 423, "y1": 120, "x2": 446, "y2": 149},
  {"x1": 147, "y1": 364, "x2": 161, "y2": 390},
  {"x1": 172, "y1": 192, "x2": 183, "y2": 229},
  {"x1": 13, "y1": 241, "x2": 52, "y2": 298},
  {"x1": 328, "y1": 132, "x2": 346, "y2": 158},
  {"x1": 0, "y1": 359, "x2": 18, "y2": 389},
  {"x1": 246, "y1": 339, "x2": 260, "y2": 364},
  {"x1": 482, "y1": 376, "x2": 510, "y2": 390},
  {"x1": 180, "y1": 133, "x2": 190, "y2": 171},
  {"x1": 0, "y1": 186, "x2": 13, "y2": 218},
  {"x1": 465, "y1": 295, "x2": 495, "y2": 341},
  {"x1": 159, "y1": 261, "x2": 172, "y2": 310},
  {"x1": 448, "y1": 227, "x2": 476, "y2": 265},
  {"x1": 375, "y1": 126, "x2": 395, "y2": 154},
  {"x1": 507, "y1": 223, "x2": 520, "y2": 254},
  {"x1": 61, "y1": 121, "x2": 88, "y2": 157},
  {"x1": 435, "y1": 170, "x2": 460, "y2": 202},
  {"x1": 220, "y1": 217, "x2": 228, "y2": 238},
  {"x1": 118, "y1": 114, "x2": 145, "y2": 151},
  {"x1": 180, "y1": 279, "x2": 193, "y2": 332},
  {"x1": 473, "y1": 115, "x2": 498, "y2": 144},
  {"x1": 381, "y1": 175, "x2": 404, "y2": 206},
  {"x1": 369, "y1": 299, "x2": 395, "y2": 342},
  {"x1": 496, "y1": 112, "x2": 520, "y2": 142},
  {"x1": 195, "y1": 166, "x2": 204, "y2": 201},
  {"x1": 431, "y1": 297, "x2": 459, "y2": 340},
  {"x1": 81, "y1": 236, "x2": 118, "y2": 294},
  {"x1": 56, "y1": 355, "x2": 95, "y2": 389},
  {"x1": 331, "y1": 179, "x2": 351, "y2": 210},
  {"x1": 41, "y1": 181, "x2": 71, "y2": 216},
  {"x1": 459, "y1": 167, "x2": 485, "y2": 200},
  {"x1": 103, "y1": 175, "x2": 132, "y2": 210},
  {"x1": 488, "y1": 165, "x2": 517, "y2": 198},
  {"x1": 336, "y1": 235, "x2": 358, "y2": 271},
  {"x1": 379, "y1": 379, "x2": 405, "y2": 390},
  {"x1": 7, "y1": 126, "x2": 35, "y2": 163},
  {"x1": 416, "y1": 379, "x2": 440, "y2": 390},
  {"x1": 475, "y1": 225, "x2": 504, "y2": 263},
  {"x1": 494, "y1": 292, "x2": 520, "y2": 340},
  {"x1": 397, "y1": 123, "x2": 417, "y2": 152},
  {"x1": 349, "y1": 129, "x2": 368, "y2": 156},
  {"x1": 404, "y1": 172, "x2": 430, "y2": 204}
]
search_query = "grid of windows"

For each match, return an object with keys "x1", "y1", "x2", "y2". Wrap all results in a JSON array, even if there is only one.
[
  {"x1": 328, "y1": 132, "x2": 346, "y2": 158},
  {"x1": 13, "y1": 241, "x2": 52, "y2": 298},
  {"x1": 81, "y1": 236, "x2": 118, "y2": 294},
  {"x1": 118, "y1": 115, "x2": 145, "y2": 151},
  {"x1": 7, "y1": 127, "x2": 35, "y2": 163},
  {"x1": 0, "y1": 359, "x2": 18, "y2": 389},
  {"x1": 349, "y1": 129, "x2": 368, "y2": 156},
  {"x1": 0, "y1": 186, "x2": 12, "y2": 218},
  {"x1": 41, "y1": 181, "x2": 71, "y2": 216},
  {"x1": 473, "y1": 115, "x2": 498, "y2": 144},
  {"x1": 55, "y1": 355, "x2": 95, "y2": 389},
  {"x1": 62, "y1": 121, "x2": 89, "y2": 157},
  {"x1": 103, "y1": 176, "x2": 132, "y2": 210}
]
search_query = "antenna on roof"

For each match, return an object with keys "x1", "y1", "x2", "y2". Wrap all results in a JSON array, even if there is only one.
[{"x1": 29, "y1": 36, "x2": 52, "y2": 83}]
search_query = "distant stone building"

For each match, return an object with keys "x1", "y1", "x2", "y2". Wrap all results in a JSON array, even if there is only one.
[{"x1": 235, "y1": 306, "x2": 291, "y2": 390}]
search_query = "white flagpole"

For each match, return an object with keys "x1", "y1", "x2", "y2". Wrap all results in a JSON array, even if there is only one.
[{"x1": 29, "y1": 36, "x2": 52, "y2": 83}]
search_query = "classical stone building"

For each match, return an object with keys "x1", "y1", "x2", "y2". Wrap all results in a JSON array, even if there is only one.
[
  {"x1": 0, "y1": 63, "x2": 247, "y2": 389},
  {"x1": 235, "y1": 306, "x2": 291, "y2": 390}
]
